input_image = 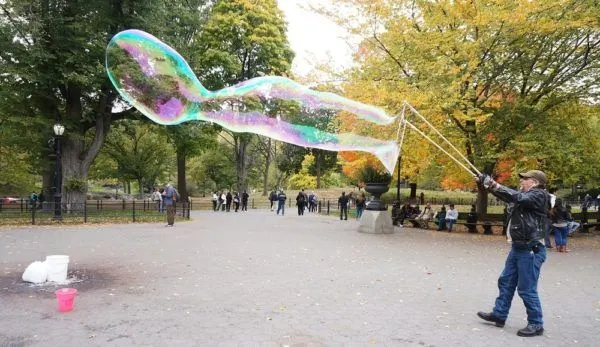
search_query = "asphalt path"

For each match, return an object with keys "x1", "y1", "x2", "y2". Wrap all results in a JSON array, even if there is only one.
[{"x1": 1, "y1": 210, "x2": 599, "y2": 346}]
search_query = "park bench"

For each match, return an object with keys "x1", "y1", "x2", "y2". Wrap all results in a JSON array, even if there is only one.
[
  {"x1": 407, "y1": 218, "x2": 431, "y2": 229},
  {"x1": 581, "y1": 221, "x2": 600, "y2": 232},
  {"x1": 405, "y1": 218, "x2": 503, "y2": 234},
  {"x1": 454, "y1": 221, "x2": 504, "y2": 234}
]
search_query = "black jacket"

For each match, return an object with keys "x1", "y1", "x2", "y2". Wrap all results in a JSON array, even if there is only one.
[{"x1": 491, "y1": 186, "x2": 550, "y2": 242}]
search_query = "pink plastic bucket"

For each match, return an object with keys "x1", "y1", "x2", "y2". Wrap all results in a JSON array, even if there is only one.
[{"x1": 55, "y1": 288, "x2": 77, "y2": 312}]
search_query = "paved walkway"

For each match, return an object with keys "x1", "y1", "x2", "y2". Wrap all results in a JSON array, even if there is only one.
[{"x1": 1, "y1": 210, "x2": 599, "y2": 346}]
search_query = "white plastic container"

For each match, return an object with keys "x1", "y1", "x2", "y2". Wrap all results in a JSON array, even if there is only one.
[
  {"x1": 45, "y1": 255, "x2": 69, "y2": 282},
  {"x1": 22, "y1": 261, "x2": 49, "y2": 284}
]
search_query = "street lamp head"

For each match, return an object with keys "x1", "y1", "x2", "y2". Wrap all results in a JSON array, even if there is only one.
[{"x1": 53, "y1": 123, "x2": 65, "y2": 136}]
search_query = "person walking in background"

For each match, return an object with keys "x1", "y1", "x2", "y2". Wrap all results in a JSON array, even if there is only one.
[
  {"x1": 151, "y1": 187, "x2": 163, "y2": 212},
  {"x1": 338, "y1": 192, "x2": 349, "y2": 220},
  {"x1": 476, "y1": 170, "x2": 550, "y2": 337},
  {"x1": 241, "y1": 190, "x2": 249, "y2": 211},
  {"x1": 551, "y1": 198, "x2": 570, "y2": 252},
  {"x1": 158, "y1": 188, "x2": 165, "y2": 212},
  {"x1": 270, "y1": 189, "x2": 278, "y2": 211},
  {"x1": 308, "y1": 192, "x2": 316, "y2": 212},
  {"x1": 162, "y1": 183, "x2": 177, "y2": 227},
  {"x1": 296, "y1": 190, "x2": 306, "y2": 215},
  {"x1": 29, "y1": 191, "x2": 38, "y2": 209},
  {"x1": 445, "y1": 204, "x2": 458, "y2": 232},
  {"x1": 211, "y1": 191, "x2": 218, "y2": 211},
  {"x1": 301, "y1": 189, "x2": 309, "y2": 213},
  {"x1": 233, "y1": 192, "x2": 240, "y2": 212},
  {"x1": 355, "y1": 192, "x2": 366, "y2": 219},
  {"x1": 226, "y1": 191, "x2": 232, "y2": 212},
  {"x1": 220, "y1": 191, "x2": 226, "y2": 211},
  {"x1": 277, "y1": 190, "x2": 287, "y2": 215}
]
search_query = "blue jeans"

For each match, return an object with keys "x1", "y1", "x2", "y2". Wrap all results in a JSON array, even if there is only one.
[
  {"x1": 277, "y1": 201, "x2": 285, "y2": 215},
  {"x1": 553, "y1": 226, "x2": 569, "y2": 246},
  {"x1": 446, "y1": 219, "x2": 456, "y2": 231},
  {"x1": 356, "y1": 206, "x2": 364, "y2": 219},
  {"x1": 493, "y1": 243, "x2": 546, "y2": 326},
  {"x1": 566, "y1": 221, "x2": 580, "y2": 234}
]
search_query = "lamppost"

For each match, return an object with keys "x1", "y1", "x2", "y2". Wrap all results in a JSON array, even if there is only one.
[{"x1": 53, "y1": 123, "x2": 65, "y2": 220}]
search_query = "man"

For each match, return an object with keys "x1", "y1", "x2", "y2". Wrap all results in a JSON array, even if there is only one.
[
  {"x1": 476, "y1": 170, "x2": 550, "y2": 337},
  {"x1": 338, "y1": 192, "x2": 349, "y2": 220},
  {"x1": 226, "y1": 191, "x2": 232, "y2": 212},
  {"x1": 416, "y1": 203, "x2": 434, "y2": 228},
  {"x1": 162, "y1": 183, "x2": 177, "y2": 227},
  {"x1": 269, "y1": 190, "x2": 278, "y2": 211},
  {"x1": 465, "y1": 205, "x2": 479, "y2": 233},
  {"x1": 241, "y1": 190, "x2": 249, "y2": 211},
  {"x1": 308, "y1": 192, "x2": 315, "y2": 212},
  {"x1": 277, "y1": 190, "x2": 287, "y2": 215},
  {"x1": 151, "y1": 187, "x2": 163, "y2": 212},
  {"x1": 211, "y1": 191, "x2": 218, "y2": 211},
  {"x1": 296, "y1": 190, "x2": 306, "y2": 216},
  {"x1": 445, "y1": 204, "x2": 458, "y2": 232},
  {"x1": 29, "y1": 191, "x2": 38, "y2": 209}
]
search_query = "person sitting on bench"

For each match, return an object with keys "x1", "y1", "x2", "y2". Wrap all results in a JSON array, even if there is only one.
[
  {"x1": 466, "y1": 205, "x2": 479, "y2": 233},
  {"x1": 415, "y1": 203, "x2": 434, "y2": 228}
]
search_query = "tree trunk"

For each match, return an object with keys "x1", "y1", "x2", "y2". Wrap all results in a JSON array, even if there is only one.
[
  {"x1": 476, "y1": 186, "x2": 489, "y2": 218},
  {"x1": 234, "y1": 134, "x2": 250, "y2": 193},
  {"x1": 61, "y1": 139, "x2": 89, "y2": 212},
  {"x1": 262, "y1": 138, "x2": 271, "y2": 196},
  {"x1": 177, "y1": 150, "x2": 187, "y2": 201},
  {"x1": 60, "y1": 82, "x2": 110, "y2": 211},
  {"x1": 276, "y1": 172, "x2": 287, "y2": 190}
]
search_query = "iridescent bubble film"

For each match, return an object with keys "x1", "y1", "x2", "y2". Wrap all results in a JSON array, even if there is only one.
[{"x1": 106, "y1": 29, "x2": 400, "y2": 173}]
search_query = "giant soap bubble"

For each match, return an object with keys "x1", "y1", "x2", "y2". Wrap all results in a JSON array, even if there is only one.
[{"x1": 106, "y1": 30, "x2": 400, "y2": 173}]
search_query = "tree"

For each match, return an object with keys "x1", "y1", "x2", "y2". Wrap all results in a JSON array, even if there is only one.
[
  {"x1": 320, "y1": 0, "x2": 600, "y2": 213},
  {"x1": 0, "y1": 0, "x2": 212, "y2": 208},
  {"x1": 194, "y1": 0, "x2": 294, "y2": 193},
  {"x1": 0, "y1": 146, "x2": 36, "y2": 195},
  {"x1": 288, "y1": 154, "x2": 318, "y2": 189},
  {"x1": 276, "y1": 143, "x2": 308, "y2": 188},
  {"x1": 155, "y1": 0, "x2": 216, "y2": 201},
  {"x1": 100, "y1": 121, "x2": 173, "y2": 195},
  {"x1": 164, "y1": 123, "x2": 218, "y2": 200},
  {"x1": 192, "y1": 145, "x2": 237, "y2": 191}
]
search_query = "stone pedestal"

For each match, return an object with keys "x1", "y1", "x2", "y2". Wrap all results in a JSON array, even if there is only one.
[{"x1": 358, "y1": 210, "x2": 394, "y2": 234}]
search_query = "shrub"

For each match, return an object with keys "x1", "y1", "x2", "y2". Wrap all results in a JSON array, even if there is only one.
[{"x1": 358, "y1": 165, "x2": 392, "y2": 184}]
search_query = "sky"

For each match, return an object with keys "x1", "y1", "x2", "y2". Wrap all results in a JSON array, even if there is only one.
[{"x1": 277, "y1": 0, "x2": 356, "y2": 77}]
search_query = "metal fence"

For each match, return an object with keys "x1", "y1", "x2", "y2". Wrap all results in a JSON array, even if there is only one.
[
  {"x1": 0, "y1": 200, "x2": 190, "y2": 225},
  {"x1": 3, "y1": 197, "x2": 597, "y2": 227}
]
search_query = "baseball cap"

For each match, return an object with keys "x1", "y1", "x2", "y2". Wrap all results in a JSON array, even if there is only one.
[{"x1": 518, "y1": 170, "x2": 547, "y2": 185}]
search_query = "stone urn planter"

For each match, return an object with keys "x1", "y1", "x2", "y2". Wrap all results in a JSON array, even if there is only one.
[{"x1": 364, "y1": 183, "x2": 390, "y2": 211}]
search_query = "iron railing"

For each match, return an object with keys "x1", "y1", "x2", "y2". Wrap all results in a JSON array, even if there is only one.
[{"x1": 0, "y1": 200, "x2": 190, "y2": 225}]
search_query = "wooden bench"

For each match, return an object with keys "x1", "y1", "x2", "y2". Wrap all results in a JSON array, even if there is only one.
[
  {"x1": 581, "y1": 222, "x2": 600, "y2": 232},
  {"x1": 406, "y1": 219, "x2": 503, "y2": 234},
  {"x1": 454, "y1": 221, "x2": 503, "y2": 234},
  {"x1": 407, "y1": 218, "x2": 432, "y2": 229}
]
